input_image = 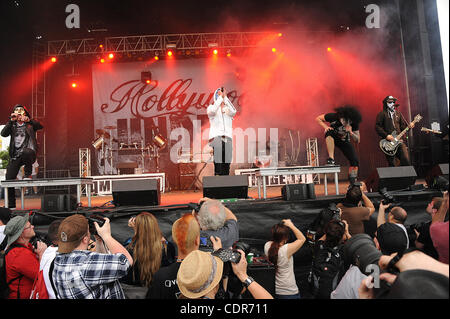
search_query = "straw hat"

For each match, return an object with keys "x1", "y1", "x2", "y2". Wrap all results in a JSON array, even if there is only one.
[{"x1": 177, "y1": 250, "x2": 224, "y2": 299}]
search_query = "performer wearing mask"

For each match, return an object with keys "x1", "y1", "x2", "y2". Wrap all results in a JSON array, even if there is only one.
[
  {"x1": 375, "y1": 96, "x2": 413, "y2": 167},
  {"x1": 316, "y1": 105, "x2": 362, "y2": 184},
  {"x1": 207, "y1": 87, "x2": 237, "y2": 176},
  {"x1": 1, "y1": 104, "x2": 43, "y2": 209}
]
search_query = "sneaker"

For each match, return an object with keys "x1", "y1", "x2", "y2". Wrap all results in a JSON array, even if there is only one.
[{"x1": 326, "y1": 158, "x2": 336, "y2": 165}]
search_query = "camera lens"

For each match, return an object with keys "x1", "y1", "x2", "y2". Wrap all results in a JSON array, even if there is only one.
[{"x1": 343, "y1": 234, "x2": 382, "y2": 274}]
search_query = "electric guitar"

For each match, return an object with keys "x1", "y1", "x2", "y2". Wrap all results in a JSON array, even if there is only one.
[
  {"x1": 379, "y1": 114, "x2": 422, "y2": 156},
  {"x1": 421, "y1": 127, "x2": 442, "y2": 135}
]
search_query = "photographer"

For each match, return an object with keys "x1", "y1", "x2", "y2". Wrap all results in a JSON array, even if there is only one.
[
  {"x1": 3, "y1": 215, "x2": 47, "y2": 299},
  {"x1": 337, "y1": 181, "x2": 375, "y2": 235},
  {"x1": 311, "y1": 219, "x2": 351, "y2": 299},
  {"x1": 264, "y1": 219, "x2": 306, "y2": 299},
  {"x1": 430, "y1": 191, "x2": 449, "y2": 264},
  {"x1": 194, "y1": 198, "x2": 239, "y2": 249},
  {"x1": 52, "y1": 214, "x2": 133, "y2": 299},
  {"x1": 358, "y1": 249, "x2": 449, "y2": 299},
  {"x1": 177, "y1": 249, "x2": 273, "y2": 299},
  {"x1": 376, "y1": 202, "x2": 409, "y2": 253},
  {"x1": 414, "y1": 197, "x2": 443, "y2": 260}
]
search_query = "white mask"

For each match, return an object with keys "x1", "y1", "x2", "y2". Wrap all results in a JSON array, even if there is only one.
[{"x1": 387, "y1": 102, "x2": 395, "y2": 110}]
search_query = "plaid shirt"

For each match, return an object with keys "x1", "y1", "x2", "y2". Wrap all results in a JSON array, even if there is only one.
[{"x1": 53, "y1": 250, "x2": 130, "y2": 299}]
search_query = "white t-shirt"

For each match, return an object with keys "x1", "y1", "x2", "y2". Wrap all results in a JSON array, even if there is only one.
[
  {"x1": 264, "y1": 241, "x2": 299, "y2": 295},
  {"x1": 330, "y1": 265, "x2": 367, "y2": 299},
  {"x1": 0, "y1": 225, "x2": 6, "y2": 245},
  {"x1": 40, "y1": 246, "x2": 58, "y2": 299}
]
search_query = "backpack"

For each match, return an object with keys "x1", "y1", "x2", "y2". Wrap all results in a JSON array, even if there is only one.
[
  {"x1": 310, "y1": 243, "x2": 344, "y2": 299},
  {"x1": 30, "y1": 257, "x2": 57, "y2": 299},
  {"x1": 0, "y1": 243, "x2": 23, "y2": 299}
]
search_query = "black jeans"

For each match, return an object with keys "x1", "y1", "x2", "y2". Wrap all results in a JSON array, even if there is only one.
[
  {"x1": 210, "y1": 136, "x2": 232, "y2": 176},
  {"x1": 5, "y1": 148, "x2": 36, "y2": 208},
  {"x1": 385, "y1": 143, "x2": 410, "y2": 167}
]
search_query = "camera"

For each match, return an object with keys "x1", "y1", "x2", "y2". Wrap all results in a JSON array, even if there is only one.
[
  {"x1": 87, "y1": 215, "x2": 106, "y2": 236},
  {"x1": 431, "y1": 176, "x2": 449, "y2": 192},
  {"x1": 212, "y1": 248, "x2": 242, "y2": 264},
  {"x1": 328, "y1": 203, "x2": 341, "y2": 221},
  {"x1": 379, "y1": 187, "x2": 395, "y2": 205}
]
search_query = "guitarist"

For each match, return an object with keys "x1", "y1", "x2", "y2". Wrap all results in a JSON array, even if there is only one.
[{"x1": 375, "y1": 96, "x2": 414, "y2": 166}]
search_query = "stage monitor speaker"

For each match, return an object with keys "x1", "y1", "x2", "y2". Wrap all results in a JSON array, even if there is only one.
[
  {"x1": 282, "y1": 184, "x2": 308, "y2": 201},
  {"x1": 112, "y1": 179, "x2": 160, "y2": 206},
  {"x1": 425, "y1": 163, "x2": 449, "y2": 187},
  {"x1": 202, "y1": 175, "x2": 248, "y2": 199},
  {"x1": 41, "y1": 194, "x2": 66, "y2": 212},
  {"x1": 364, "y1": 166, "x2": 417, "y2": 192}
]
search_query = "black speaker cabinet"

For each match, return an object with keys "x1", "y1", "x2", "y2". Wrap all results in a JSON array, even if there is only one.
[
  {"x1": 282, "y1": 184, "x2": 308, "y2": 201},
  {"x1": 41, "y1": 194, "x2": 66, "y2": 212},
  {"x1": 426, "y1": 163, "x2": 449, "y2": 187},
  {"x1": 112, "y1": 179, "x2": 160, "y2": 206},
  {"x1": 364, "y1": 166, "x2": 417, "y2": 192},
  {"x1": 202, "y1": 175, "x2": 248, "y2": 199}
]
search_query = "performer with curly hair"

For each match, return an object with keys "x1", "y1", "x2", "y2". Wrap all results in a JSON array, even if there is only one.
[{"x1": 316, "y1": 105, "x2": 362, "y2": 183}]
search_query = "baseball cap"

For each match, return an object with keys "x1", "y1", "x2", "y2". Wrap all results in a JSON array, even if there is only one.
[
  {"x1": 57, "y1": 214, "x2": 89, "y2": 254},
  {"x1": 376, "y1": 223, "x2": 408, "y2": 255}
]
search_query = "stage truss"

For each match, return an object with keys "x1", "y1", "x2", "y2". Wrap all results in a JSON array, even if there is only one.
[{"x1": 47, "y1": 32, "x2": 271, "y2": 57}]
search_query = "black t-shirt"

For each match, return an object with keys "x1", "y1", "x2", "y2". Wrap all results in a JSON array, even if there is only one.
[
  {"x1": 417, "y1": 221, "x2": 439, "y2": 260},
  {"x1": 146, "y1": 262, "x2": 181, "y2": 299}
]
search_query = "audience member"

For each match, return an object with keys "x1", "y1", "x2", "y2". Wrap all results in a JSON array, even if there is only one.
[
  {"x1": 311, "y1": 219, "x2": 350, "y2": 299},
  {"x1": 359, "y1": 249, "x2": 449, "y2": 299},
  {"x1": 430, "y1": 191, "x2": 449, "y2": 264},
  {"x1": 0, "y1": 207, "x2": 12, "y2": 251},
  {"x1": 146, "y1": 213, "x2": 200, "y2": 299},
  {"x1": 3, "y1": 214, "x2": 47, "y2": 298},
  {"x1": 39, "y1": 219, "x2": 62, "y2": 299},
  {"x1": 177, "y1": 249, "x2": 273, "y2": 299},
  {"x1": 121, "y1": 212, "x2": 175, "y2": 288},
  {"x1": 195, "y1": 198, "x2": 239, "y2": 249},
  {"x1": 264, "y1": 219, "x2": 305, "y2": 299},
  {"x1": 415, "y1": 197, "x2": 443, "y2": 260},
  {"x1": 52, "y1": 214, "x2": 133, "y2": 299},
  {"x1": 337, "y1": 182, "x2": 375, "y2": 235},
  {"x1": 375, "y1": 203, "x2": 409, "y2": 254}
]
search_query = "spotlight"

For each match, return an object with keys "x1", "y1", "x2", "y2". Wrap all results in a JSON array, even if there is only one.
[
  {"x1": 167, "y1": 50, "x2": 173, "y2": 57},
  {"x1": 99, "y1": 44, "x2": 104, "y2": 49},
  {"x1": 108, "y1": 53, "x2": 114, "y2": 59},
  {"x1": 327, "y1": 47, "x2": 332, "y2": 52},
  {"x1": 278, "y1": 33, "x2": 283, "y2": 37},
  {"x1": 154, "y1": 55, "x2": 159, "y2": 61},
  {"x1": 50, "y1": 57, "x2": 57, "y2": 63},
  {"x1": 213, "y1": 49, "x2": 218, "y2": 55},
  {"x1": 272, "y1": 48, "x2": 277, "y2": 53},
  {"x1": 141, "y1": 71, "x2": 152, "y2": 84},
  {"x1": 100, "y1": 58, "x2": 105, "y2": 63},
  {"x1": 71, "y1": 82, "x2": 78, "y2": 88}
]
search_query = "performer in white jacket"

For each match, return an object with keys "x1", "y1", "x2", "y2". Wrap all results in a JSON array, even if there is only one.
[{"x1": 207, "y1": 87, "x2": 237, "y2": 175}]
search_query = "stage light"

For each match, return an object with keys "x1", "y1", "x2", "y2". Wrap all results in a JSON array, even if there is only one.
[
  {"x1": 272, "y1": 48, "x2": 277, "y2": 53},
  {"x1": 278, "y1": 33, "x2": 283, "y2": 37},
  {"x1": 167, "y1": 50, "x2": 173, "y2": 57},
  {"x1": 50, "y1": 57, "x2": 57, "y2": 63},
  {"x1": 71, "y1": 82, "x2": 77, "y2": 88},
  {"x1": 213, "y1": 49, "x2": 218, "y2": 55},
  {"x1": 99, "y1": 44, "x2": 104, "y2": 49},
  {"x1": 154, "y1": 55, "x2": 159, "y2": 61},
  {"x1": 100, "y1": 58, "x2": 105, "y2": 63},
  {"x1": 108, "y1": 53, "x2": 114, "y2": 59},
  {"x1": 146, "y1": 79, "x2": 151, "y2": 84},
  {"x1": 327, "y1": 47, "x2": 332, "y2": 52}
]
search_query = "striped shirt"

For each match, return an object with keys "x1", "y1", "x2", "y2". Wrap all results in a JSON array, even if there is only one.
[{"x1": 53, "y1": 250, "x2": 130, "y2": 299}]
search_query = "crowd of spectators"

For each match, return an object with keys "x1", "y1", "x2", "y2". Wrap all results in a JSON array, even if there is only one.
[{"x1": 0, "y1": 186, "x2": 448, "y2": 300}]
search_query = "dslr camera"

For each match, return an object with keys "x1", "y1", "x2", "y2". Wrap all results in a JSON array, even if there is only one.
[
  {"x1": 379, "y1": 187, "x2": 395, "y2": 205},
  {"x1": 87, "y1": 214, "x2": 106, "y2": 236}
]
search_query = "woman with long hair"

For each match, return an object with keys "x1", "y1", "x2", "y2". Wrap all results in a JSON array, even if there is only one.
[
  {"x1": 122, "y1": 212, "x2": 175, "y2": 287},
  {"x1": 264, "y1": 219, "x2": 306, "y2": 299}
]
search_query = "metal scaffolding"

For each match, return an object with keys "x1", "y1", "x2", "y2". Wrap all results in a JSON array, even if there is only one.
[
  {"x1": 306, "y1": 138, "x2": 320, "y2": 183},
  {"x1": 79, "y1": 148, "x2": 91, "y2": 195},
  {"x1": 47, "y1": 32, "x2": 270, "y2": 56},
  {"x1": 31, "y1": 41, "x2": 47, "y2": 177}
]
